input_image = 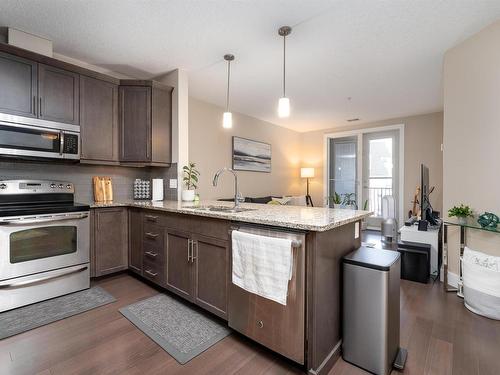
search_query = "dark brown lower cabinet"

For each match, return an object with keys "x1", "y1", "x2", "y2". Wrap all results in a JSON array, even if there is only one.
[
  {"x1": 164, "y1": 228, "x2": 229, "y2": 320},
  {"x1": 91, "y1": 208, "x2": 128, "y2": 277},
  {"x1": 194, "y1": 235, "x2": 229, "y2": 319},
  {"x1": 165, "y1": 229, "x2": 194, "y2": 301},
  {"x1": 128, "y1": 208, "x2": 143, "y2": 275}
]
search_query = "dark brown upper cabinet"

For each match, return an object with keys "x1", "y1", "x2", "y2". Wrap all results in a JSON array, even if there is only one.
[
  {"x1": 80, "y1": 76, "x2": 119, "y2": 163},
  {"x1": 0, "y1": 52, "x2": 38, "y2": 118},
  {"x1": 119, "y1": 80, "x2": 173, "y2": 166},
  {"x1": 38, "y1": 63, "x2": 80, "y2": 125}
]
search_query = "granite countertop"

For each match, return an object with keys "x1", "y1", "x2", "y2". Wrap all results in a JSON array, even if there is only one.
[{"x1": 89, "y1": 200, "x2": 372, "y2": 232}]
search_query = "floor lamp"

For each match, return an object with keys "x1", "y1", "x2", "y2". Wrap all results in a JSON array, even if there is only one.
[{"x1": 300, "y1": 167, "x2": 314, "y2": 207}]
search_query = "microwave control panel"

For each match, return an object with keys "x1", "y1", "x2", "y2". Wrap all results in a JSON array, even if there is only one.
[{"x1": 63, "y1": 133, "x2": 79, "y2": 155}]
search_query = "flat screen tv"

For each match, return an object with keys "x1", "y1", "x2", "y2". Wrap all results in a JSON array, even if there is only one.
[{"x1": 420, "y1": 164, "x2": 430, "y2": 221}]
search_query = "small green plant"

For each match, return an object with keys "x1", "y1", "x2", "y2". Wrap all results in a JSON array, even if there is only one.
[
  {"x1": 363, "y1": 199, "x2": 369, "y2": 211},
  {"x1": 182, "y1": 162, "x2": 200, "y2": 190},
  {"x1": 448, "y1": 204, "x2": 474, "y2": 218},
  {"x1": 342, "y1": 192, "x2": 357, "y2": 208},
  {"x1": 330, "y1": 192, "x2": 342, "y2": 205}
]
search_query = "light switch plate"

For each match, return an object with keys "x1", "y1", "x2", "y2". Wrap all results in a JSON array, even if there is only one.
[
  {"x1": 169, "y1": 179, "x2": 177, "y2": 189},
  {"x1": 354, "y1": 222, "x2": 360, "y2": 239}
]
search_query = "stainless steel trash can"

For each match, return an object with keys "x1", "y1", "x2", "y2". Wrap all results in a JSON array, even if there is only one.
[{"x1": 342, "y1": 247, "x2": 406, "y2": 375}]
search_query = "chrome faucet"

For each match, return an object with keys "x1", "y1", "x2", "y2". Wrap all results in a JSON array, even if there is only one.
[{"x1": 213, "y1": 167, "x2": 241, "y2": 208}]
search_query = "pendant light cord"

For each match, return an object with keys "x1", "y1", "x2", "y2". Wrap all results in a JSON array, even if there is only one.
[
  {"x1": 282, "y1": 34, "x2": 286, "y2": 97},
  {"x1": 226, "y1": 59, "x2": 231, "y2": 110}
]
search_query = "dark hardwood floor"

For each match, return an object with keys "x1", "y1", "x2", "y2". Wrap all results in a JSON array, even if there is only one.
[{"x1": 1, "y1": 231, "x2": 499, "y2": 375}]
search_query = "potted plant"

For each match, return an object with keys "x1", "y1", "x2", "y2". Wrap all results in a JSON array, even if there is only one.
[
  {"x1": 329, "y1": 192, "x2": 342, "y2": 208},
  {"x1": 342, "y1": 192, "x2": 357, "y2": 210},
  {"x1": 448, "y1": 204, "x2": 474, "y2": 225},
  {"x1": 181, "y1": 162, "x2": 200, "y2": 201}
]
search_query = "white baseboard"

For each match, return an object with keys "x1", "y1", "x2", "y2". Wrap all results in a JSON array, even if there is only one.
[{"x1": 446, "y1": 271, "x2": 459, "y2": 288}]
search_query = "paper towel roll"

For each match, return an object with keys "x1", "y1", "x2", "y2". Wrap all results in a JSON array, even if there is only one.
[{"x1": 152, "y1": 179, "x2": 164, "y2": 201}]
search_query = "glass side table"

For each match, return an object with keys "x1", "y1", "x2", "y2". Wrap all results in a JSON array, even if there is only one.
[{"x1": 443, "y1": 218, "x2": 500, "y2": 297}]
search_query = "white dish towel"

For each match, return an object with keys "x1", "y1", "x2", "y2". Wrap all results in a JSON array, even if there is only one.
[{"x1": 232, "y1": 230, "x2": 293, "y2": 305}]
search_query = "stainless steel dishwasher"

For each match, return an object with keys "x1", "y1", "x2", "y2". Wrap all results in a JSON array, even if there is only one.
[{"x1": 228, "y1": 225, "x2": 306, "y2": 364}]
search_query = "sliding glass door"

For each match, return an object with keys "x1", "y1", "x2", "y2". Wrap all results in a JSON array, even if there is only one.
[
  {"x1": 328, "y1": 136, "x2": 358, "y2": 208},
  {"x1": 362, "y1": 130, "x2": 399, "y2": 228},
  {"x1": 326, "y1": 126, "x2": 402, "y2": 231}
]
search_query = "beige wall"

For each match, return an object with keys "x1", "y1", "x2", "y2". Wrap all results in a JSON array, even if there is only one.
[
  {"x1": 301, "y1": 112, "x2": 444, "y2": 214},
  {"x1": 188, "y1": 97, "x2": 302, "y2": 200},
  {"x1": 443, "y1": 20, "x2": 500, "y2": 276}
]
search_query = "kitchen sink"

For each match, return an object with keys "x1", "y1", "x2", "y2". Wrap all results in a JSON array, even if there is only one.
[{"x1": 188, "y1": 205, "x2": 255, "y2": 213}]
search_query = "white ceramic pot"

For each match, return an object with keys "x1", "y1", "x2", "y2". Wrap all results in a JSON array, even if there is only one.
[
  {"x1": 181, "y1": 189, "x2": 195, "y2": 202},
  {"x1": 457, "y1": 216, "x2": 468, "y2": 225},
  {"x1": 333, "y1": 204, "x2": 343, "y2": 209}
]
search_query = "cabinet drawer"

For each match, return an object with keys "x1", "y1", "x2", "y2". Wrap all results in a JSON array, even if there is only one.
[
  {"x1": 143, "y1": 212, "x2": 161, "y2": 224},
  {"x1": 142, "y1": 258, "x2": 165, "y2": 286},
  {"x1": 143, "y1": 241, "x2": 164, "y2": 263},
  {"x1": 143, "y1": 223, "x2": 164, "y2": 243}
]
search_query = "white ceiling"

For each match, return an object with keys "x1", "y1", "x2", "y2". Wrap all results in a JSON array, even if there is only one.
[{"x1": 1, "y1": 0, "x2": 500, "y2": 132}]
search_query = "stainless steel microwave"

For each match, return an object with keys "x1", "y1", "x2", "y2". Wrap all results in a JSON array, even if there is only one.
[{"x1": 0, "y1": 114, "x2": 79, "y2": 161}]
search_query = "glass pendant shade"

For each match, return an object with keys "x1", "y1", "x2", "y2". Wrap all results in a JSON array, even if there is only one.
[
  {"x1": 222, "y1": 111, "x2": 233, "y2": 129},
  {"x1": 278, "y1": 97, "x2": 290, "y2": 118}
]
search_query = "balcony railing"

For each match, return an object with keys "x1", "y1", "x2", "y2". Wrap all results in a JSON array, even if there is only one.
[{"x1": 367, "y1": 187, "x2": 393, "y2": 217}]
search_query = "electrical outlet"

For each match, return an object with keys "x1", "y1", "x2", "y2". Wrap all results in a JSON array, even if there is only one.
[
  {"x1": 354, "y1": 222, "x2": 360, "y2": 239},
  {"x1": 169, "y1": 179, "x2": 177, "y2": 189}
]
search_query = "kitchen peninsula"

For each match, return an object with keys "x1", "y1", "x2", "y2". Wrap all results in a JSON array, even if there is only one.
[{"x1": 90, "y1": 200, "x2": 371, "y2": 375}]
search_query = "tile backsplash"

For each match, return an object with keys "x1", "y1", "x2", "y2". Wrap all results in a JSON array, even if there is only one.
[{"x1": 0, "y1": 161, "x2": 178, "y2": 203}]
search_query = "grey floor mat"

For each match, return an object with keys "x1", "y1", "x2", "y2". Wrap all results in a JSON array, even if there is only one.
[
  {"x1": 119, "y1": 294, "x2": 231, "y2": 364},
  {"x1": 0, "y1": 286, "x2": 115, "y2": 339}
]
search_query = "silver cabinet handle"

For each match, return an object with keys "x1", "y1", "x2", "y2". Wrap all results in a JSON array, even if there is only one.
[
  {"x1": 39, "y1": 97, "x2": 42, "y2": 117},
  {"x1": 0, "y1": 266, "x2": 87, "y2": 289},
  {"x1": 257, "y1": 320, "x2": 264, "y2": 329},
  {"x1": 144, "y1": 269, "x2": 158, "y2": 277},
  {"x1": 145, "y1": 251, "x2": 158, "y2": 258},
  {"x1": 145, "y1": 232, "x2": 159, "y2": 239},
  {"x1": 144, "y1": 214, "x2": 158, "y2": 222},
  {"x1": 187, "y1": 239, "x2": 192, "y2": 262},
  {"x1": 191, "y1": 240, "x2": 198, "y2": 263}
]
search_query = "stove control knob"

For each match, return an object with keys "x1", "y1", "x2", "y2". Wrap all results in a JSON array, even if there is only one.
[
  {"x1": 0, "y1": 183, "x2": 6, "y2": 189},
  {"x1": 66, "y1": 184, "x2": 72, "y2": 189},
  {"x1": 58, "y1": 184, "x2": 64, "y2": 189},
  {"x1": 50, "y1": 183, "x2": 56, "y2": 188}
]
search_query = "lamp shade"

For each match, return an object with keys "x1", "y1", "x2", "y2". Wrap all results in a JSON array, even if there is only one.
[
  {"x1": 222, "y1": 112, "x2": 233, "y2": 129},
  {"x1": 278, "y1": 97, "x2": 290, "y2": 118},
  {"x1": 300, "y1": 167, "x2": 315, "y2": 178}
]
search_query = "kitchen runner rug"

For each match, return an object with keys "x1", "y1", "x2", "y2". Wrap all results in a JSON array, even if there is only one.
[
  {"x1": 119, "y1": 293, "x2": 231, "y2": 364},
  {"x1": 0, "y1": 286, "x2": 115, "y2": 339}
]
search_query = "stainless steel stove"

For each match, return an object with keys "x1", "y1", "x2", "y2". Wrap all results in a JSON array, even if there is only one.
[{"x1": 0, "y1": 180, "x2": 90, "y2": 312}]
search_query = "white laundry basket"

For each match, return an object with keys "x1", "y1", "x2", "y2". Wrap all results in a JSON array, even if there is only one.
[{"x1": 462, "y1": 247, "x2": 500, "y2": 320}]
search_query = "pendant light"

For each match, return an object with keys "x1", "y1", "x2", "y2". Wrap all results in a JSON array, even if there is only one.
[
  {"x1": 278, "y1": 26, "x2": 292, "y2": 118},
  {"x1": 222, "y1": 54, "x2": 235, "y2": 129}
]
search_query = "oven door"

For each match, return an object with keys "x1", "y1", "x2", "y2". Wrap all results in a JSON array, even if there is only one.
[
  {"x1": 0, "y1": 122, "x2": 79, "y2": 160},
  {"x1": 0, "y1": 212, "x2": 89, "y2": 281}
]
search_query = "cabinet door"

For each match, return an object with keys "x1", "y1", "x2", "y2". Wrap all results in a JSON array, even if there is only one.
[
  {"x1": 119, "y1": 86, "x2": 151, "y2": 162},
  {"x1": 38, "y1": 63, "x2": 79, "y2": 124},
  {"x1": 165, "y1": 229, "x2": 194, "y2": 301},
  {"x1": 193, "y1": 235, "x2": 229, "y2": 319},
  {"x1": 80, "y1": 76, "x2": 118, "y2": 162},
  {"x1": 0, "y1": 52, "x2": 37, "y2": 118},
  {"x1": 128, "y1": 208, "x2": 143, "y2": 275},
  {"x1": 93, "y1": 208, "x2": 128, "y2": 277},
  {"x1": 151, "y1": 86, "x2": 172, "y2": 164}
]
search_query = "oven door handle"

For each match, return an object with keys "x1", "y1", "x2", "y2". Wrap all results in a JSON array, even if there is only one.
[
  {"x1": 0, "y1": 266, "x2": 88, "y2": 290},
  {"x1": 0, "y1": 212, "x2": 89, "y2": 225}
]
